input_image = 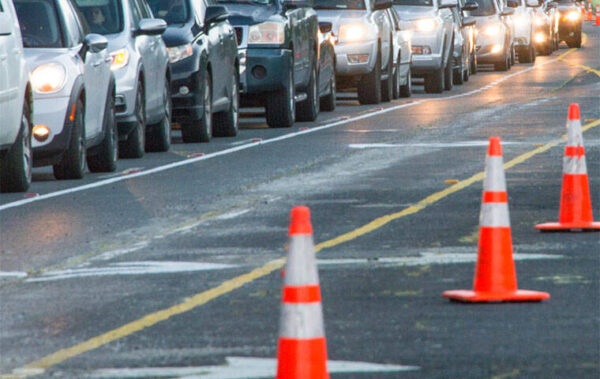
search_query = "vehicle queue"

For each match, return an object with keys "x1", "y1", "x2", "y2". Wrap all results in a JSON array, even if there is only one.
[{"x1": 0, "y1": 0, "x2": 585, "y2": 192}]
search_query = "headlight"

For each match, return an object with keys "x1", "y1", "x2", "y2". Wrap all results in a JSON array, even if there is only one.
[
  {"x1": 414, "y1": 18, "x2": 438, "y2": 33},
  {"x1": 338, "y1": 23, "x2": 372, "y2": 43},
  {"x1": 248, "y1": 22, "x2": 285, "y2": 45},
  {"x1": 167, "y1": 44, "x2": 193, "y2": 63},
  {"x1": 534, "y1": 31, "x2": 546, "y2": 43},
  {"x1": 483, "y1": 23, "x2": 502, "y2": 37},
  {"x1": 31, "y1": 63, "x2": 67, "y2": 94},
  {"x1": 565, "y1": 10, "x2": 580, "y2": 21},
  {"x1": 110, "y1": 48, "x2": 129, "y2": 71},
  {"x1": 534, "y1": 14, "x2": 546, "y2": 26}
]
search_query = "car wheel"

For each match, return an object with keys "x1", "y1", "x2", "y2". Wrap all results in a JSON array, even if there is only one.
[
  {"x1": 399, "y1": 68, "x2": 411, "y2": 98},
  {"x1": 296, "y1": 63, "x2": 319, "y2": 121},
  {"x1": 0, "y1": 100, "x2": 32, "y2": 193},
  {"x1": 357, "y1": 49, "x2": 382, "y2": 104},
  {"x1": 119, "y1": 82, "x2": 146, "y2": 158},
  {"x1": 470, "y1": 52, "x2": 478, "y2": 74},
  {"x1": 381, "y1": 50, "x2": 394, "y2": 102},
  {"x1": 320, "y1": 76, "x2": 336, "y2": 112},
  {"x1": 424, "y1": 66, "x2": 444, "y2": 94},
  {"x1": 54, "y1": 99, "x2": 86, "y2": 180},
  {"x1": 182, "y1": 72, "x2": 213, "y2": 142},
  {"x1": 494, "y1": 50, "x2": 510, "y2": 71},
  {"x1": 444, "y1": 56, "x2": 453, "y2": 91},
  {"x1": 87, "y1": 89, "x2": 118, "y2": 173},
  {"x1": 453, "y1": 55, "x2": 464, "y2": 85},
  {"x1": 146, "y1": 77, "x2": 172, "y2": 151},
  {"x1": 266, "y1": 62, "x2": 295, "y2": 128},
  {"x1": 510, "y1": 44, "x2": 516, "y2": 65},
  {"x1": 566, "y1": 31, "x2": 582, "y2": 48},
  {"x1": 213, "y1": 70, "x2": 239, "y2": 137},
  {"x1": 463, "y1": 59, "x2": 470, "y2": 82},
  {"x1": 518, "y1": 44, "x2": 535, "y2": 63},
  {"x1": 392, "y1": 55, "x2": 401, "y2": 100}
]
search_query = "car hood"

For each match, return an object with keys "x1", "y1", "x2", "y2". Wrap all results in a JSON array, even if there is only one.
[
  {"x1": 161, "y1": 22, "x2": 195, "y2": 47},
  {"x1": 392, "y1": 5, "x2": 437, "y2": 21},
  {"x1": 24, "y1": 48, "x2": 71, "y2": 70},
  {"x1": 105, "y1": 33, "x2": 130, "y2": 54},
  {"x1": 225, "y1": 4, "x2": 281, "y2": 26},
  {"x1": 557, "y1": 4, "x2": 577, "y2": 11},
  {"x1": 314, "y1": 9, "x2": 368, "y2": 32},
  {"x1": 471, "y1": 15, "x2": 499, "y2": 25}
]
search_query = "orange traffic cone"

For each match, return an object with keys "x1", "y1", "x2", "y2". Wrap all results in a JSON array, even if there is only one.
[
  {"x1": 443, "y1": 137, "x2": 550, "y2": 302},
  {"x1": 535, "y1": 104, "x2": 600, "y2": 231},
  {"x1": 276, "y1": 206, "x2": 329, "y2": 379},
  {"x1": 582, "y1": 2, "x2": 587, "y2": 15},
  {"x1": 587, "y1": 1, "x2": 594, "y2": 21},
  {"x1": 595, "y1": 8, "x2": 600, "y2": 25}
]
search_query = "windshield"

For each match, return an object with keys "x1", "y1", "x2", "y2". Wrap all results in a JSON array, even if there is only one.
[
  {"x1": 466, "y1": 0, "x2": 496, "y2": 15},
  {"x1": 393, "y1": 0, "x2": 433, "y2": 6},
  {"x1": 146, "y1": 0, "x2": 190, "y2": 24},
  {"x1": 14, "y1": 0, "x2": 65, "y2": 48},
  {"x1": 313, "y1": 0, "x2": 367, "y2": 10},
  {"x1": 74, "y1": 0, "x2": 123, "y2": 34}
]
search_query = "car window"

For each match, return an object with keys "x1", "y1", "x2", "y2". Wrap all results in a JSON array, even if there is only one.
[
  {"x1": 14, "y1": 0, "x2": 66, "y2": 48},
  {"x1": 147, "y1": 0, "x2": 190, "y2": 24},
  {"x1": 393, "y1": 0, "x2": 433, "y2": 6},
  {"x1": 59, "y1": 0, "x2": 84, "y2": 45},
  {"x1": 74, "y1": 0, "x2": 124, "y2": 34},
  {"x1": 466, "y1": 0, "x2": 496, "y2": 15},
  {"x1": 313, "y1": 0, "x2": 367, "y2": 10},
  {"x1": 133, "y1": 0, "x2": 152, "y2": 17},
  {"x1": 216, "y1": 0, "x2": 274, "y2": 4}
]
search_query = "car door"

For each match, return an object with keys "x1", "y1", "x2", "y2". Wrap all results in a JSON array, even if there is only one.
[
  {"x1": 0, "y1": 0, "x2": 12, "y2": 135},
  {"x1": 372, "y1": 3, "x2": 392, "y2": 71},
  {"x1": 205, "y1": 0, "x2": 231, "y2": 105},
  {"x1": 0, "y1": 0, "x2": 23, "y2": 135},
  {"x1": 284, "y1": 2, "x2": 307, "y2": 88}
]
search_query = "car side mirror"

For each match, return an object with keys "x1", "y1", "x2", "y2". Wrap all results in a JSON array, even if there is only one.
[
  {"x1": 463, "y1": 1, "x2": 479, "y2": 11},
  {"x1": 506, "y1": 0, "x2": 519, "y2": 7},
  {"x1": 84, "y1": 33, "x2": 108, "y2": 53},
  {"x1": 462, "y1": 16, "x2": 476, "y2": 26},
  {"x1": 439, "y1": 0, "x2": 457, "y2": 9},
  {"x1": 373, "y1": 0, "x2": 393, "y2": 10},
  {"x1": 205, "y1": 5, "x2": 229, "y2": 25},
  {"x1": 500, "y1": 7, "x2": 515, "y2": 15},
  {"x1": 319, "y1": 22, "x2": 332, "y2": 33},
  {"x1": 282, "y1": 0, "x2": 313, "y2": 11},
  {"x1": 526, "y1": 0, "x2": 539, "y2": 6},
  {"x1": 136, "y1": 18, "x2": 167, "y2": 36}
]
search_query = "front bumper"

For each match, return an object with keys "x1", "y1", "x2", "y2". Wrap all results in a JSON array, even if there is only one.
[
  {"x1": 475, "y1": 33, "x2": 506, "y2": 64},
  {"x1": 239, "y1": 48, "x2": 292, "y2": 95},
  {"x1": 168, "y1": 56, "x2": 206, "y2": 124},
  {"x1": 333, "y1": 40, "x2": 378, "y2": 77},
  {"x1": 112, "y1": 65, "x2": 138, "y2": 125},
  {"x1": 31, "y1": 96, "x2": 72, "y2": 166},
  {"x1": 409, "y1": 31, "x2": 444, "y2": 74}
]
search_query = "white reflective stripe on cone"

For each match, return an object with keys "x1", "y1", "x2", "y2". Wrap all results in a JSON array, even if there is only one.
[
  {"x1": 480, "y1": 203, "x2": 511, "y2": 227},
  {"x1": 563, "y1": 156, "x2": 588, "y2": 175},
  {"x1": 566, "y1": 119, "x2": 584, "y2": 147},
  {"x1": 285, "y1": 235, "x2": 320, "y2": 287},
  {"x1": 483, "y1": 156, "x2": 507, "y2": 192},
  {"x1": 279, "y1": 303, "x2": 325, "y2": 339}
]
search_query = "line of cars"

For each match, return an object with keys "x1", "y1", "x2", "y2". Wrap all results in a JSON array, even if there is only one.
[{"x1": 0, "y1": 0, "x2": 584, "y2": 192}]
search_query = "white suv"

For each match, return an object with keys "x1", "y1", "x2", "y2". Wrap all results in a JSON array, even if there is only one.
[{"x1": 0, "y1": 0, "x2": 33, "y2": 192}]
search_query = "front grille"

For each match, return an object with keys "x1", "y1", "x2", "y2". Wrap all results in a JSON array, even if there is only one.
[{"x1": 234, "y1": 27, "x2": 243, "y2": 46}]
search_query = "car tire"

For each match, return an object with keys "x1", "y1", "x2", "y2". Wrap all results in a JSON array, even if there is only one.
[
  {"x1": 320, "y1": 76, "x2": 336, "y2": 111},
  {"x1": 510, "y1": 44, "x2": 516, "y2": 66},
  {"x1": 518, "y1": 44, "x2": 535, "y2": 63},
  {"x1": 424, "y1": 66, "x2": 444, "y2": 94},
  {"x1": 53, "y1": 99, "x2": 86, "y2": 180},
  {"x1": 182, "y1": 72, "x2": 213, "y2": 141},
  {"x1": 399, "y1": 68, "x2": 411, "y2": 98},
  {"x1": 0, "y1": 100, "x2": 32, "y2": 193},
  {"x1": 87, "y1": 88, "x2": 118, "y2": 173},
  {"x1": 266, "y1": 63, "x2": 295, "y2": 128},
  {"x1": 146, "y1": 77, "x2": 172, "y2": 151},
  {"x1": 380, "y1": 50, "x2": 394, "y2": 102},
  {"x1": 494, "y1": 50, "x2": 510, "y2": 71},
  {"x1": 566, "y1": 31, "x2": 582, "y2": 48},
  {"x1": 357, "y1": 49, "x2": 382, "y2": 104},
  {"x1": 444, "y1": 55, "x2": 453, "y2": 91},
  {"x1": 296, "y1": 63, "x2": 319, "y2": 122},
  {"x1": 213, "y1": 69, "x2": 239, "y2": 137},
  {"x1": 463, "y1": 60, "x2": 470, "y2": 82},
  {"x1": 470, "y1": 52, "x2": 478, "y2": 74},
  {"x1": 392, "y1": 55, "x2": 401, "y2": 100},
  {"x1": 453, "y1": 56, "x2": 464, "y2": 85},
  {"x1": 119, "y1": 82, "x2": 146, "y2": 158}
]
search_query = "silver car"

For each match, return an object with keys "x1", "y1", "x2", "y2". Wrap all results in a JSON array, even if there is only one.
[
  {"x1": 15, "y1": 0, "x2": 118, "y2": 180},
  {"x1": 313, "y1": 0, "x2": 395, "y2": 105},
  {"x1": 451, "y1": 0, "x2": 478, "y2": 84},
  {"x1": 75, "y1": 0, "x2": 170, "y2": 158},
  {"x1": 387, "y1": 7, "x2": 413, "y2": 97},
  {"x1": 504, "y1": 0, "x2": 539, "y2": 63},
  {"x1": 393, "y1": 0, "x2": 458, "y2": 93}
]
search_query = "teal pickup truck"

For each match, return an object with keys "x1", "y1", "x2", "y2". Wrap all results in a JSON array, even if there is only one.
[{"x1": 220, "y1": 0, "x2": 325, "y2": 128}]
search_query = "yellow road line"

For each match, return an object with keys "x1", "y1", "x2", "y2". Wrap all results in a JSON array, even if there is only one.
[
  {"x1": 556, "y1": 34, "x2": 600, "y2": 77},
  {"x1": 11, "y1": 119, "x2": 600, "y2": 376}
]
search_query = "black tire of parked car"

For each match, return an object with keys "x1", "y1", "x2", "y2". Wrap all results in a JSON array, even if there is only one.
[
  {"x1": 463, "y1": 58, "x2": 470, "y2": 82},
  {"x1": 454, "y1": 55, "x2": 465, "y2": 85},
  {"x1": 297, "y1": 63, "x2": 319, "y2": 122},
  {"x1": 54, "y1": 99, "x2": 86, "y2": 180},
  {"x1": 518, "y1": 43, "x2": 535, "y2": 63},
  {"x1": 213, "y1": 69, "x2": 240, "y2": 137},
  {"x1": 510, "y1": 44, "x2": 516, "y2": 66},
  {"x1": 120, "y1": 82, "x2": 146, "y2": 158},
  {"x1": 182, "y1": 72, "x2": 213, "y2": 142},
  {"x1": 566, "y1": 31, "x2": 582, "y2": 48},
  {"x1": 358, "y1": 49, "x2": 382, "y2": 104},
  {"x1": 87, "y1": 87, "x2": 118, "y2": 173},
  {"x1": 0, "y1": 100, "x2": 32, "y2": 193},
  {"x1": 494, "y1": 47, "x2": 511, "y2": 71},
  {"x1": 320, "y1": 76, "x2": 336, "y2": 112},
  {"x1": 444, "y1": 48, "x2": 454, "y2": 91},
  {"x1": 392, "y1": 54, "x2": 401, "y2": 100},
  {"x1": 266, "y1": 59, "x2": 295, "y2": 128},
  {"x1": 425, "y1": 65, "x2": 444, "y2": 94},
  {"x1": 399, "y1": 68, "x2": 411, "y2": 98},
  {"x1": 470, "y1": 51, "x2": 478, "y2": 74},
  {"x1": 146, "y1": 77, "x2": 172, "y2": 151},
  {"x1": 381, "y1": 46, "x2": 394, "y2": 102}
]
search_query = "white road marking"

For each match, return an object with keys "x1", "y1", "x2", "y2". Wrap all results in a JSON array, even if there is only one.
[
  {"x1": 0, "y1": 60, "x2": 561, "y2": 213},
  {"x1": 316, "y1": 252, "x2": 562, "y2": 267},
  {"x1": 87, "y1": 357, "x2": 418, "y2": 378},
  {"x1": 213, "y1": 209, "x2": 251, "y2": 220},
  {"x1": 349, "y1": 141, "x2": 525, "y2": 149},
  {"x1": 0, "y1": 271, "x2": 28, "y2": 278},
  {"x1": 26, "y1": 261, "x2": 237, "y2": 283}
]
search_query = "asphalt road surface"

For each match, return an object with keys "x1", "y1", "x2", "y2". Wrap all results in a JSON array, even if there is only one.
[{"x1": 1, "y1": 26, "x2": 599, "y2": 379}]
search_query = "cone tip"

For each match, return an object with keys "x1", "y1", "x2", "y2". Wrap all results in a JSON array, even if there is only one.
[
  {"x1": 289, "y1": 206, "x2": 313, "y2": 235},
  {"x1": 568, "y1": 104, "x2": 580, "y2": 121},
  {"x1": 488, "y1": 136, "x2": 502, "y2": 156}
]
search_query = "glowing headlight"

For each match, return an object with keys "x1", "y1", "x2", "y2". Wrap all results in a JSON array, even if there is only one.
[
  {"x1": 534, "y1": 14, "x2": 546, "y2": 26},
  {"x1": 483, "y1": 24, "x2": 502, "y2": 37},
  {"x1": 338, "y1": 23, "x2": 369, "y2": 42},
  {"x1": 248, "y1": 22, "x2": 285, "y2": 45},
  {"x1": 534, "y1": 32, "x2": 546, "y2": 43},
  {"x1": 110, "y1": 48, "x2": 129, "y2": 71},
  {"x1": 31, "y1": 63, "x2": 66, "y2": 94},
  {"x1": 167, "y1": 44, "x2": 193, "y2": 63},
  {"x1": 414, "y1": 18, "x2": 438, "y2": 33},
  {"x1": 565, "y1": 10, "x2": 580, "y2": 21}
]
